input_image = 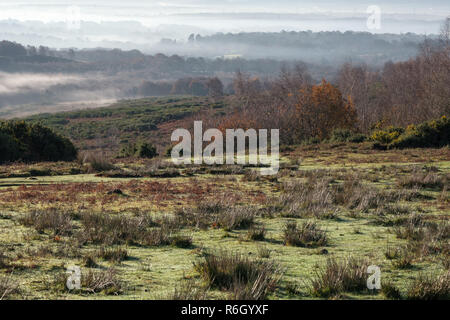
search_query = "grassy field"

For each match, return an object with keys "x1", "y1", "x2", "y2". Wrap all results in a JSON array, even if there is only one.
[{"x1": 0, "y1": 142, "x2": 448, "y2": 300}]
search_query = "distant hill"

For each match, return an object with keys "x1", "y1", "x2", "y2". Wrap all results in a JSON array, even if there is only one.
[{"x1": 23, "y1": 96, "x2": 228, "y2": 155}]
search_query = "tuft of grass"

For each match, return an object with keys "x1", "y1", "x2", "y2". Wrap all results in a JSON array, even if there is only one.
[
  {"x1": 176, "y1": 204, "x2": 257, "y2": 231},
  {"x1": 280, "y1": 178, "x2": 338, "y2": 219},
  {"x1": 78, "y1": 212, "x2": 154, "y2": 245},
  {"x1": 397, "y1": 172, "x2": 446, "y2": 190},
  {"x1": 83, "y1": 254, "x2": 98, "y2": 268},
  {"x1": 256, "y1": 245, "x2": 271, "y2": 259},
  {"x1": 247, "y1": 225, "x2": 266, "y2": 241},
  {"x1": 283, "y1": 220, "x2": 327, "y2": 248},
  {"x1": 194, "y1": 249, "x2": 281, "y2": 300},
  {"x1": 309, "y1": 257, "x2": 369, "y2": 298},
  {"x1": 82, "y1": 268, "x2": 123, "y2": 295},
  {"x1": 285, "y1": 282, "x2": 301, "y2": 295},
  {"x1": 80, "y1": 151, "x2": 116, "y2": 173},
  {"x1": 391, "y1": 246, "x2": 414, "y2": 269},
  {"x1": 0, "y1": 250, "x2": 10, "y2": 269},
  {"x1": 381, "y1": 281, "x2": 402, "y2": 300},
  {"x1": 218, "y1": 207, "x2": 256, "y2": 231},
  {"x1": 19, "y1": 209, "x2": 73, "y2": 236},
  {"x1": 384, "y1": 246, "x2": 400, "y2": 260},
  {"x1": 171, "y1": 281, "x2": 208, "y2": 300},
  {"x1": 170, "y1": 234, "x2": 193, "y2": 248},
  {"x1": 0, "y1": 273, "x2": 19, "y2": 300},
  {"x1": 97, "y1": 247, "x2": 129, "y2": 263},
  {"x1": 406, "y1": 272, "x2": 450, "y2": 300}
]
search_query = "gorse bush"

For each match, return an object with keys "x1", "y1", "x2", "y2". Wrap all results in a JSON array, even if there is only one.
[
  {"x1": 370, "y1": 126, "x2": 404, "y2": 144},
  {"x1": 391, "y1": 116, "x2": 450, "y2": 149},
  {"x1": 329, "y1": 128, "x2": 366, "y2": 143},
  {"x1": 371, "y1": 116, "x2": 450, "y2": 149},
  {"x1": 136, "y1": 142, "x2": 158, "y2": 158},
  {"x1": 0, "y1": 120, "x2": 77, "y2": 163},
  {"x1": 119, "y1": 141, "x2": 158, "y2": 158}
]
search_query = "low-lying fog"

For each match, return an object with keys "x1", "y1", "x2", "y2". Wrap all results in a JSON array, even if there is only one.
[{"x1": 0, "y1": 72, "x2": 130, "y2": 118}]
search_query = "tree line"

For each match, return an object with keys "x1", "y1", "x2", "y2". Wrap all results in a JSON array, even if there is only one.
[{"x1": 213, "y1": 19, "x2": 450, "y2": 146}]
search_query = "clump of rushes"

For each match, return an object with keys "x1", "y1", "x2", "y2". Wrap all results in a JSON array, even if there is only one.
[
  {"x1": 0, "y1": 273, "x2": 19, "y2": 300},
  {"x1": 256, "y1": 245, "x2": 271, "y2": 259},
  {"x1": 97, "y1": 247, "x2": 129, "y2": 263},
  {"x1": 19, "y1": 209, "x2": 73, "y2": 236},
  {"x1": 247, "y1": 225, "x2": 266, "y2": 241},
  {"x1": 381, "y1": 281, "x2": 402, "y2": 300},
  {"x1": 169, "y1": 234, "x2": 193, "y2": 248},
  {"x1": 218, "y1": 206, "x2": 256, "y2": 231},
  {"x1": 82, "y1": 268, "x2": 123, "y2": 295},
  {"x1": 171, "y1": 281, "x2": 208, "y2": 300},
  {"x1": 194, "y1": 249, "x2": 282, "y2": 300},
  {"x1": 406, "y1": 272, "x2": 450, "y2": 300},
  {"x1": 283, "y1": 220, "x2": 327, "y2": 247},
  {"x1": 309, "y1": 257, "x2": 369, "y2": 298}
]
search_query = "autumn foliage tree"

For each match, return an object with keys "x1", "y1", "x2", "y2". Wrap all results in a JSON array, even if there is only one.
[
  {"x1": 296, "y1": 80, "x2": 357, "y2": 140},
  {"x1": 219, "y1": 70, "x2": 357, "y2": 144}
]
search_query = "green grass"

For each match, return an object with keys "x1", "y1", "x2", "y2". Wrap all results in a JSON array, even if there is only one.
[{"x1": 0, "y1": 146, "x2": 448, "y2": 300}]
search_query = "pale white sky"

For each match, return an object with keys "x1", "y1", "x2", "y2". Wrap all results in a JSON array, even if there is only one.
[{"x1": 0, "y1": 0, "x2": 448, "y2": 23}]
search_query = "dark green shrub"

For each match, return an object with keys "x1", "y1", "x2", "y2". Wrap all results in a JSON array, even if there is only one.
[
  {"x1": 0, "y1": 120, "x2": 77, "y2": 163},
  {"x1": 0, "y1": 131, "x2": 22, "y2": 163},
  {"x1": 382, "y1": 282, "x2": 402, "y2": 299},
  {"x1": 371, "y1": 116, "x2": 449, "y2": 149},
  {"x1": 118, "y1": 143, "x2": 137, "y2": 158},
  {"x1": 119, "y1": 141, "x2": 157, "y2": 158},
  {"x1": 390, "y1": 116, "x2": 450, "y2": 149},
  {"x1": 329, "y1": 129, "x2": 365, "y2": 143},
  {"x1": 136, "y1": 142, "x2": 157, "y2": 158},
  {"x1": 348, "y1": 133, "x2": 366, "y2": 143}
]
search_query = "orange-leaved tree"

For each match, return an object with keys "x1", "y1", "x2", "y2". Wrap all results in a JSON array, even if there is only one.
[{"x1": 296, "y1": 80, "x2": 357, "y2": 140}]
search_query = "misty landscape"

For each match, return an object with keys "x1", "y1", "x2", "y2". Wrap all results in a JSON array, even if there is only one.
[
  {"x1": 0, "y1": 0, "x2": 447, "y2": 117},
  {"x1": 0, "y1": 0, "x2": 449, "y2": 304}
]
